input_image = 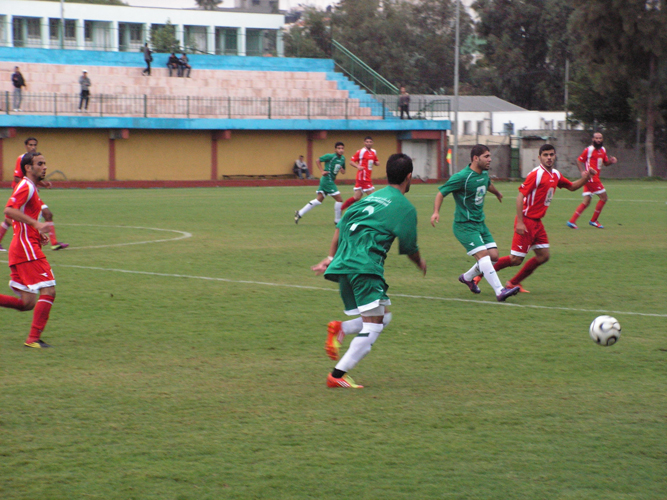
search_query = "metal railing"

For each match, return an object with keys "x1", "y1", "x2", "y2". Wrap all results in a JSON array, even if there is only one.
[
  {"x1": 331, "y1": 40, "x2": 399, "y2": 97},
  {"x1": 1, "y1": 91, "x2": 398, "y2": 120},
  {"x1": 376, "y1": 95, "x2": 452, "y2": 120}
]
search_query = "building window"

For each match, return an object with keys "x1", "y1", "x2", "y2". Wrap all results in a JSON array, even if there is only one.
[
  {"x1": 476, "y1": 121, "x2": 485, "y2": 135},
  {"x1": 463, "y1": 121, "x2": 472, "y2": 135},
  {"x1": 65, "y1": 20, "x2": 76, "y2": 39},
  {"x1": 26, "y1": 18, "x2": 41, "y2": 38},
  {"x1": 85, "y1": 21, "x2": 93, "y2": 41}
]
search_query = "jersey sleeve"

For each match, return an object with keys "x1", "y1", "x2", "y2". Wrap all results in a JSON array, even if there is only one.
[
  {"x1": 577, "y1": 149, "x2": 588, "y2": 164},
  {"x1": 518, "y1": 171, "x2": 537, "y2": 196},
  {"x1": 350, "y1": 150, "x2": 360, "y2": 163},
  {"x1": 601, "y1": 149, "x2": 610, "y2": 163},
  {"x1": 438, "y1": 172, "x2": 463, "y2": 198},
  {"x1": 557, "y1": 176, "x2": 573, "y2": 189},
  {"x1": 319, "y1": 153, "x2": 333, "y2": 163},
  {"x1": 6, "y1": 183, "x2": 29, "y2": 210},
  {"x1": 395, "y1": 207, "x2": 419, "y2": 255}
]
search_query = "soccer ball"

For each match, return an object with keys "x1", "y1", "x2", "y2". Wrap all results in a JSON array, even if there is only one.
[{"x1": 589, "y1": 315, "x2": 621, "y2": 346}]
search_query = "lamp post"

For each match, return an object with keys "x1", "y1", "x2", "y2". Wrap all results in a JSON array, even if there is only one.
[{"x1": 452, "y1": 0, "x2": 460, "y2": 176}]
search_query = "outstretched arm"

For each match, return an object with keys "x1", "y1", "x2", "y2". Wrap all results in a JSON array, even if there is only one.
[
  {"x1": 567, "y1": 169, "x2": 593, "y2": 191},
  {"x1": 311, "y1": 228, "x2": 340, "y2": 275},
  {"x1": 488, "y1": 182, "x2": 503, "y2": 202},
  {"x1": 407, "y1": 251, "x2": 427, "y2": 276},
  {"x1": 430, "y1": 192, "x2": 445, "y2": 227}
]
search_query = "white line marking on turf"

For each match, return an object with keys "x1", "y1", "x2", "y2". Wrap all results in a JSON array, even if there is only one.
[
  {"x1": 46, "y1": 264, "x2": 667, "y2": 319},
  {"x1": 56, "y1": 224, "x2": 192, "y2": 250}
]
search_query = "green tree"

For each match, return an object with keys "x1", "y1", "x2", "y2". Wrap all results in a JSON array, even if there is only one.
[
  {"x1": 150, "y1": 20, "x2": 180, "y2": 54},
  {"x1": 471, "y1": 0, "x2": 574, "y2": 110},
  {"x1": 194, "y1": 0, "x2": 222, "y2": 10},
  {"x1": 568, "y1": 0, "x2": 667, "y2": 175},
  {"x1": 283, "y1": 7, "x2": 332, "y2": 58}
]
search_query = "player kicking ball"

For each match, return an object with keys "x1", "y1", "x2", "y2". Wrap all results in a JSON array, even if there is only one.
[
  {"x1": 431, "y1": 144, "x2": 520, "y2": 302},
  {"x1": 312, "y1": 154, "x2": 426, "y2": 389},
  {"x1": 0, "y1": 152, "x2": 57, "y2": 348}
]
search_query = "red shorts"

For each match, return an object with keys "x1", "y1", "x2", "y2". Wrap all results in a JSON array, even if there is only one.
[
  {"x1": 583, "y1": 180, "x2": 605, "y2": 195},
  {"x1": 354, "y1": 179, "x2": 375, "y2": 192},
  {"x1": 511, "y1": 218, "x2": 549, "y2": 257},
  {"x1": 9, "y1": 259, "x2": 56, "y2": 294}
]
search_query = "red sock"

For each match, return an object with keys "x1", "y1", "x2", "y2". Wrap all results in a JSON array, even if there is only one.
[
  {"x1": 493, "y1": 255, "x2": 512, "y2": 272},
  {"x1": 26, "y1": 295, "x2": 55, "y2": 343},
  {"x1": 341, "y1": 197, "x2": 356, "y2": 211},
  {"x1": 49, "y1": 225, "x2": 58, "y2": 245},
  {"x1": 569, "y1": 203, "x2": 588, "y2": 224},
  {"x1": 509, "y1": 257, "x2": 541, "y2": 285},
  {"x1": 0, "y1": 294, "x2": 24, "y2": 310},
  {"x1": 0, "y1": 221, "x2": 9, "y2": 243},
  {"x1": 591, "y1": 200, "x2": 606, "y2": 222}
]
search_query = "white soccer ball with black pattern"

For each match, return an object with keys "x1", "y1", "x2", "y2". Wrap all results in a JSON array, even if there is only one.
[{"x1": 589, "y1": 315, "x2": 621, "y2": 346}]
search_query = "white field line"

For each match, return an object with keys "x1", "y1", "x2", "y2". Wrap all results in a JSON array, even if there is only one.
[
  {"x1": 43, "y1": 263, "x2": 667, "y2": 319},
  {"x1": 56, "y1": 224, "x2": 192, "y2": 249}
]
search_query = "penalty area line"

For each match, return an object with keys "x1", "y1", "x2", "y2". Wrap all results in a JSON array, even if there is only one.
[{"x1": 50, "y1": 263, "x2": 667, "y2": 319}]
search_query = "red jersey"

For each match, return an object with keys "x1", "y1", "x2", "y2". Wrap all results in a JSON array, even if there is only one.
[
  {"x1": 350, "y1": 147, "x2": 379, "y2": 183},
  {"x1": 12, "y1": 154, "x2": 25, "y2": 188},
  {"x1": 578, "y1": 145, "x2": 609, "y2": 184},
  {"x1": 519, "y1": 165, "x2": 573, "y2": 220},
  {"x1": 5, "y1": 178, "x2": 47, "y2": 266}
]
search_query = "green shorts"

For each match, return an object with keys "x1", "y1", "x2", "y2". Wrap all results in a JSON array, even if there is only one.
[
  {"x1": 317, "y1": 178, "x2": 340, "y2": 196},
  {"x1": 335, "y1": 274, "x2": 391, "y2": 316},
  {"x1": 452, "y1": 221, "x2": 497, "y2": 256}
]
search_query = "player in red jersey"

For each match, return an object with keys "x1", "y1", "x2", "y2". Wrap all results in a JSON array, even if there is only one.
[
  {"x1": 0, "y1": 137, "x2": 69, "y2": 252},
  {"x1": 567, "y1": 132, "x2": 617, "y2": 229},
  {"x1": 474, "y1": 144, "x2": 593, "y2": 292},
  {"x1": 0, "y1": 152, "x2": 57, "y2": 348},
  {"x1": 341, "y1": 136, "x2": 379, "y2": 211}
]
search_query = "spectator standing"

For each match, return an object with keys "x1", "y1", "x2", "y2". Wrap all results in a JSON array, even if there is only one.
[
  {"x1": 11, "y1": 66, "x2": 27, "y2": 112},
  {"x1": 398, "y1": 87, "x2": 411, "y2": 120},
  {"x1": 178, "y1": 54, "x2": 192, "y2": 78},
  {"x1": 78, "y1": 70, "x2": 91, "y2": 111},
  {"x1": 167, "y1": 54, "x2": 180, "y2": 77},
  {"x1": 293, "y1": 155, "x2": 310, "y2": 179},
  {"x1": 141, "y1": 43, "x2": 153, "y2": 76}
]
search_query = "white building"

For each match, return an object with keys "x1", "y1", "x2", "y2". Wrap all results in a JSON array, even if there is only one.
[{"x1": 0, "y1": 0, "x2": 285, "y2": 56}]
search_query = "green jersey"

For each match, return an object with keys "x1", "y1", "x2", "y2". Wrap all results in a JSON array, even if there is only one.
[
  {"x1": 325, "y1": 186, "x2": 419, "y2": 281},
  {"x1": 438, "y1": 165, "x2": 490, "y2": 223},
  {"x1": 319, "y1": 153, "x2": 345, "y2": 181}
]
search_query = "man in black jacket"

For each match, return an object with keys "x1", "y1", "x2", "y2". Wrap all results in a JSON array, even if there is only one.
[{"x1": 11, "y1": 67, "x2": 26, "y2": 112}]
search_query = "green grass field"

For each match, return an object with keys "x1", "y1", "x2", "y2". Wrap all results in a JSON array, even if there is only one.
[{"x1": 1, "y1": 180, "x2": 666, "y2": 499}]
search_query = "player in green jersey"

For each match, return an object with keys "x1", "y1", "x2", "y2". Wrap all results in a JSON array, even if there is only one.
[
  {"x1": 431, "y1": 144, "x2": 520, "y2": 302},
  {"x1": 295, "y1": 142, "x2": 346, "y2": 225},
  {"x1": 312, "y1": 153, "x2": 427, "y2": 389}
]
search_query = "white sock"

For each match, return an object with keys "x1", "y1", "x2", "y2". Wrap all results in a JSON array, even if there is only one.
[
  {"x1": 382, "y1": 312, "x2": 392, "y2": 327},
  {"x1": 478, "y1": 255, "x2": 503, "y2": 294},
  {"x1": 463, "y1": 262, "x2": 481, "y2": 281},
  {"x1": 298, "y1": 199, "x2": 321, "y2": 217},
  {"x1": 334, "y1": 201, "x2": 343, "y2": 223},
  {"x1": 342, "y1": 317, "x2": 363, "y2": 336},
  {"x1": 335, "y1": 322, "x2": 383, "y2": 372}
]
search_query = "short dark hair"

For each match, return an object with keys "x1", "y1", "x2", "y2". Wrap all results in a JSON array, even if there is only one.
[
  {"x1": 364, "y1": 136, "x2": 373, "y2": 141},
  {"x1": 334, "y1": 142, "x2": 344, "y2": 148},
  {"x1": 24, "y1": 137, "x2": 37, "y2": 145},
  {"x1": 470, "y1": 144, "x2": 489, "y2": 161},
  {"x1": 20, "y1": 151, "x2": 41, "y2": 176},
  {"x1": 539, "y1": 144, "x2": 556, "y2": 155},
  {"x1": 386, "y1": 153, "x2": 413, "y2": 185}
]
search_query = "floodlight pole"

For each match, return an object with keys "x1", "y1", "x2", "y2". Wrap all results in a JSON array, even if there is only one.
[{"x1": 452, "y1": 0, "x2": 460, "y2": 176}]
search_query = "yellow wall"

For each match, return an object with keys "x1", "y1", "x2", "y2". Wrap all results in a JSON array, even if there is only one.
[
  {"x1": 311, "y1": 132, "x2": 398, "y2": 181},
  {"x1": 216, "y1": 131, "x2": 307, "y2": 177},
  {"x1": 2, "y1": 129, "x2": 108, "y2": 182},
  {"x1": 115, "y1": 130, "x2": 211, "y2": 181},
  {"x1": 2, "y1": 129, "x2": 401, "y2": 182}
]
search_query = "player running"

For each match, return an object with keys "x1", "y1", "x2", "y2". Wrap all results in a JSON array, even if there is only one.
[
  {"x1": 294, "y1": 142, "x2": 346, "y2": 225},
  {"x1": 0, "y1": 137, "x2": 69, "y2": 252},
  {"x1": 431, "y1": 144, "x2": 520, "y2": 302},
  {"x1": 475, "y1": 144, "x2": 593, "y2": 292},
  {"x1": 0, "y1": 152, "x2": 57, "y2": 348},
  {"x1": 312, "y1": 153, "x2": 426, "y2": 389},
  {"x1": 340, "y1": 136, "x2": 379, "y2": 211},
  {"x1": 567, "y1": 132, "x2": 617, "y2": 229}
]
